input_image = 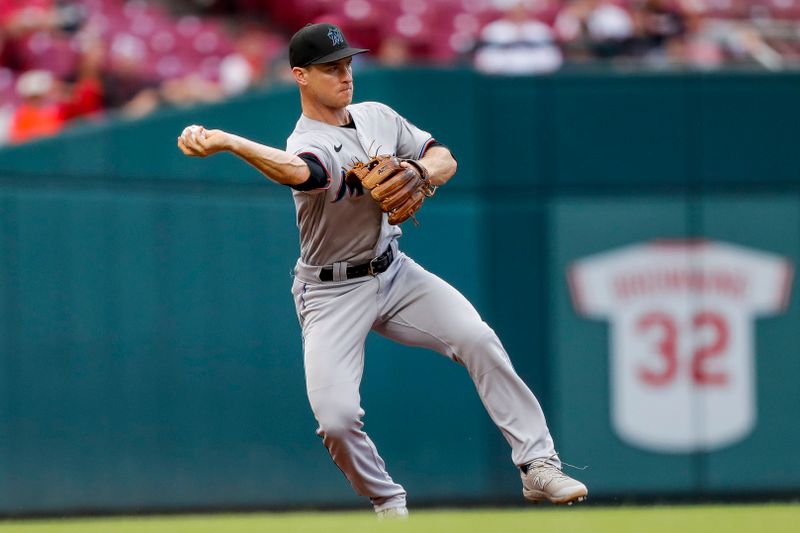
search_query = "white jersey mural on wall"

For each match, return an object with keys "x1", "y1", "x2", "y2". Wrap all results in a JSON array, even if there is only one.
[{"x1": 569, "y1": 240, "x2": 793, "y2": 453}]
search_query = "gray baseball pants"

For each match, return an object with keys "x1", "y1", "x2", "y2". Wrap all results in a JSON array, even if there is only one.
[{"x1": 291, "y1": 249, "x2": 558, "y2": 512}]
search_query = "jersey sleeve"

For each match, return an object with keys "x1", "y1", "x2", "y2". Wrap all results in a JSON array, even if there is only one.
[
  {"x1": 293, "y1": 153, "x2": 331, "y2": 191},
  {"x1": 285, "y1": 138, "x2": 334, "y2": 194},
  {"x1": 377, "y1": 103, "x2": 435, "y2": 160}
]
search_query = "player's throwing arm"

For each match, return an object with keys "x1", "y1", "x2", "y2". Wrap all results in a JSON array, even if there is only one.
[{"x1": 177, "y1": 124, "x2": 310, "y2": 187}]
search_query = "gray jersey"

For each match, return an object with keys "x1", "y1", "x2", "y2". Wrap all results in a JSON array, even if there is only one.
[{"x1": 286, "y1": 101, "x2": 434, "y2": 266}]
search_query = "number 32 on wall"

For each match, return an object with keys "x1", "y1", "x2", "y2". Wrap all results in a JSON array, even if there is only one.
[
  {"x1": 569, "y1": 240, "x2": 793, "y2": 452},
  {"x1": 636, "y1": 311, "x2": 728, "y2": 387}
]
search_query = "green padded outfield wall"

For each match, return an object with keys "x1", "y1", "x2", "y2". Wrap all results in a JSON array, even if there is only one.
[{"x1": 0, "y1": 69, "x2": 798, "y2": 514}]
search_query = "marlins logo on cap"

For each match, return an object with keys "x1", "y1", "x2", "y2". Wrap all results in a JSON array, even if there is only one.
[{"x1": 328, "y1": 26, "x2": 344, "y2": 46}]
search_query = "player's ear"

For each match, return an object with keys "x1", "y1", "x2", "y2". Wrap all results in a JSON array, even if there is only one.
[{"x1": 293, "y1": 67, "x2": 309, "y2": 86}]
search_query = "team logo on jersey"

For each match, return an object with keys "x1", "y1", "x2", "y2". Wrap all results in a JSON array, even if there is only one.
[
  {"x1": 568, "y1": 240, "x2": 793, "y2": 453},
  {"x1": 333, "y1": 169, "x2": 364, "y2": 202},
  {"x1": 328, "y1": 27, "x2": 345, "y2": 46}
]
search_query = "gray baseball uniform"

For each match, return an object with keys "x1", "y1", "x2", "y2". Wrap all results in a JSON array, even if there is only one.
[{"x1": 286, "y1": 101, "x2": 558, "y2": 512}]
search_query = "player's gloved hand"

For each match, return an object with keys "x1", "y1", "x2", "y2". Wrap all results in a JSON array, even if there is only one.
[
  {"x1": 346, "y1": 155, "x2": 436, "y2": 225},
  {"x1": 177, "y1": 125, "x2": 229, "y2": 157}
]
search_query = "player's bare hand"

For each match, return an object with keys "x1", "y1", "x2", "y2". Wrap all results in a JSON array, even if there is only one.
[{"x1": 177, "y1": 125, "x2": 229, "y2": 157}]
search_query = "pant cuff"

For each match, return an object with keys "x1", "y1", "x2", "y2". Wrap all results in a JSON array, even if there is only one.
[{"x1": 372, "y1": 494, "x2": 407, "y2": 512}]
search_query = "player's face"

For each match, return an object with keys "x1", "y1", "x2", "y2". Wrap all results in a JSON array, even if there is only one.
[{"x1": 305, "y1": 57, "x2": 354, "y2": 109}]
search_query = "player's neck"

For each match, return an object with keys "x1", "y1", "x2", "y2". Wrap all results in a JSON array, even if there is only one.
[{"x1": 301, "y1": 97, "x2": 350, "y2": 126}]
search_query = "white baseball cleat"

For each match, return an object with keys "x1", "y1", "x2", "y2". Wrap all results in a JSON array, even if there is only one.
[
  {"x1": 376, "y1": 506, "x2": 409, "y2": 520},
  {"x1": 521, "y1": 458, "x2": 588, "y2": 505}
]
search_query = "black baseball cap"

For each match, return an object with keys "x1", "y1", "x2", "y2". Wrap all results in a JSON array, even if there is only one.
[{"x1": 289, "y1": 23, "x2": 368, "y2": 68}]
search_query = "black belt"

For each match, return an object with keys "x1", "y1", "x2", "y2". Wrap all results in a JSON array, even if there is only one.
[{"x1": 319, "y1": 247, "x2": 394, "y2": 281}]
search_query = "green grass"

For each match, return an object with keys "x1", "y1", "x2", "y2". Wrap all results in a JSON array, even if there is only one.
[{"x1": 1, "y1": 504, "x2": 797, "y2": 533}]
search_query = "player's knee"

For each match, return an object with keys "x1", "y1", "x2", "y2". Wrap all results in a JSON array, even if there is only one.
[
  {"x1": 316, "y1": 410, "x2": 360, "y2": 440},
  {"x1": 312, "y1": 399, "x2": 362, "y2": 439},
  {"x1": 454, "y1": 323, "x2": 511, "y2": 370},
  {"x1": 455, "y1": 321, "x2": 495, "y2": 351}
]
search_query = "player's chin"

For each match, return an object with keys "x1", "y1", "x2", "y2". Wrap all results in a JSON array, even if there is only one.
[{"x1": 338, "y1": 89, "x2": 353, "y2": 106}]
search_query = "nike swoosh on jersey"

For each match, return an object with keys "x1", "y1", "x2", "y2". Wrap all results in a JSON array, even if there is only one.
[{"x1": 334, "y1": 144, "x2": 342, "y2": 152}]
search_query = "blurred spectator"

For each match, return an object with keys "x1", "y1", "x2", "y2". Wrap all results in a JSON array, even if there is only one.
[
  {"x1": 58, "y1": 30, "x2": 104, "y2": 119},
  {"x1": 663, "y1": 2, "x2": 783, "y2": 69},
  {"x1": 586, "y1": 1, "x2": 636, "y2": 57},
  {"x1": 665, "y1": 9, "x2": 726, "y2": 68},
  {"x1": 377, "y1": 35, "x2": 412, "y2": 67},
  {"x1": 218, "y1": 25, "x2": 276, "y2": 95},
  {"x1": 0, "y1": 0, "x2": 86, "y2": 72},
  {"x1": 632, "y1": 0, "x2": 687, "y2": 57},
  {"x1": 474, "y1": 0, "x2": 563, "y2": 74},
  {"x1": 218, "y1": 51, "x2": 254, "y2": 94},
  {"x1": 7, "y1": 68, "x2": 64, "y2": 143},
  {"x1": 102, "y1": 31, "x2": 162, "y2": 118},
  {"x1": 555, "y1": 0, "x2": 637, "y2": 60},
  {"x1": 160, "y1": 73, "x2": 225, "y2": 107},
  {"x1": 1, "y1": 0, "x2": 59, "y2": 71},
  {"x1": 265, "y1": 53, "x2": 293, "y2": 85},
  {"x1": 0, "y1": 1, "x2": 59, "y2": 41}
]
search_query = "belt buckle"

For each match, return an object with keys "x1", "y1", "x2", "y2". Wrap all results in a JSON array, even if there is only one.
[{"x1": 367, "y1": 256, "x2": 379, "y2": 276}]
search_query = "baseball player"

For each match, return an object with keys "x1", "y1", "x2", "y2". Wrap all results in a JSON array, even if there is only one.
[{"x1": 177, "y1": 23, "x2": 587, "y2": 519}]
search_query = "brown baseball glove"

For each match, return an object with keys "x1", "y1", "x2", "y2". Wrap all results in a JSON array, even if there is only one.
[{"x1": 345, "y1": 155, "x2": 437, "y2": 225}]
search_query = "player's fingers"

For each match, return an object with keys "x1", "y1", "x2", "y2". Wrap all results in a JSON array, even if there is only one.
[
  {"x1": 193, "y1": 128, "x2": 209, "y2": 151},
  {"x1": 177, "y1": 136, "x2": 194, "y2": 156},
  {"x1": 197, "y1": 129, "x2": 227, "y2": 155},
  {"x1": 177, "y1": 135, "x2": 205, "y2": 157},
  {"x1": 178, "y1": 137, "x2": 197, "y2": 156},
  {"x1": 399, "y1": 160, "x2": 428, "y2": 177},
  {"x1": 193, "y1": 125, "x2": 208, "y2": 142},
  {"x1": 178, "y1": 133, "x2": 194, "y2": 151}
]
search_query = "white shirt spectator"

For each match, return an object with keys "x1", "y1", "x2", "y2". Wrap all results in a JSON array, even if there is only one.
[
  {"x1": 586, "y1": 3, "x2": 634, "y2": 41},
  {"x1": 474, "y1": 18, "x2": 562, "y2": 74}
]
